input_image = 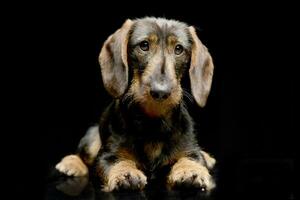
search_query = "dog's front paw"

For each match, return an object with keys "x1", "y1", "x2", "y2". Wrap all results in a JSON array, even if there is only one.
[
  {"x1": 167, "y1": 158, "x2": 215, "y2": 192},
  {"x1": 56, "y1": 155, "x2": 88, "y2": 176},
  {"x1": 102, "y1": 161, "x2": 147, "y2": 192}
]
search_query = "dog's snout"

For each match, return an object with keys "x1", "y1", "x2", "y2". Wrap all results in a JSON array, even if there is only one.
[
  {"x1": 150, "y1": 82, "x2": 171, "y2": 100},
  {"x1": 150, "y1": 89, "x2": 171, "y2": 100}
]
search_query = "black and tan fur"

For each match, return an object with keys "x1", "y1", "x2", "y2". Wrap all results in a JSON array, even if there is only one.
[{"x1": 56, "y1": 17, "x2": 216, "y2": 193}]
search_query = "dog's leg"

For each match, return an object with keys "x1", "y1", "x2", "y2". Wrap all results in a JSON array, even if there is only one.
[
  {"x1": 200, "y1": 150, "x2": 216, "y2": 170},
  {"x1": 55, "y1": 126, "x2": 101, "y2": 176},
  {"x1": 97, "y1": 149, "x2": 147, "y2": 192},
  {"x1": 100, "y1": 160, "x2": 147, "y2": 192},
  {"x1": 167, "y1": 156, "x2": 215, "y2": 192}
]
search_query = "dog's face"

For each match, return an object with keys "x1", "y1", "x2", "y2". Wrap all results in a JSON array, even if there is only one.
[
  {"x1": 126, "y1": 19, "x2": 192, "y2": 116},
  {"x1": 99, "y1": 18, "x2": 214, "y2": 117}
]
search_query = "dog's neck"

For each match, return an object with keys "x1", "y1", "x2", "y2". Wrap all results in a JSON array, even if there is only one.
[
  {"x1": 120, "y1": 97, "x2": 179, "y2": 121},
  {"x1": 117, "y1": 98, "x2": 192, "y2": 138}
]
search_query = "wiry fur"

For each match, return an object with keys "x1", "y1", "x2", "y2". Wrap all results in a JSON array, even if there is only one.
[{"x1": 56, "y1": 17, "x2": 216, "y2": 193}]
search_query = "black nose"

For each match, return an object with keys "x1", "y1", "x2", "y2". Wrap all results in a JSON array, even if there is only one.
[{"x1": 150, "y1": 89, "x2": 171, "y2": 100}]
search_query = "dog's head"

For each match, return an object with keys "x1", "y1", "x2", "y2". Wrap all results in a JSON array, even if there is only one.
[{"x1": 99, "y1": 17, "x2": 214, "y2": 117}]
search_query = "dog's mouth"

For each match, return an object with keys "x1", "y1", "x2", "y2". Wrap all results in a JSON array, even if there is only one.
[
  {"x1": 138, "y1": 89, "x2": 182, "y2": 118},
  {"x1": 126, "y1": 82, "x2": 182, "y2": 118}
]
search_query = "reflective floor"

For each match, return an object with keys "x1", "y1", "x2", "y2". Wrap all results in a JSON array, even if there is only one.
[
  {"x1": 44, "y1": 158, "x2": 295, "y2": 200},
  {"x1": 45, "y1": 175, "x2": 215, "y2": 200}
]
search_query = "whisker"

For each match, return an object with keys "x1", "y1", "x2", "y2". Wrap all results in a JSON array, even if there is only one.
[
  {"x1": 122, "y1": 91, "x2": 137, "y2": 108},
  {"x1": 181, "y1": 100, "x2": 188, "y2": 111},
  {"x1": 161, "y1": 118, "x2": 172, "y2": 131},
  {"x1": 182, "y1": 89, "x2": 194, "y2": 103}
]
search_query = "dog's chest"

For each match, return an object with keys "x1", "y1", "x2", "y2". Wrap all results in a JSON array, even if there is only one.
[
  {"x1": 143, "y1": 142, "x2": 164, "y2": 161},
  {"x1": 133, "y1": 122, "x2": 169, "y2": 164}
]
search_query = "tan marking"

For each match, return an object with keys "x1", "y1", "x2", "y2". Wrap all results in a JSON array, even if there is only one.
[
  {"x1": 82, "y1": 126, "x2": 101, "y2": 165},
  {"x1": 200, "y1": 150, "x2": 216, "y2": 170},
  {"x1": 116, "y1": 148, "x2": 137, "y2": 162},
  {"x1": 167, "y1": 35, "x2": 178, "y2": 48},
  {"x1": 167, "y1": 157, "x2": 215, "y2": 191},
  {"x1": 102, "y1": 160, "x2": 147, "y2": 192},
  {"x1": 149, "y1": 33, "x2": 158, "y2": 44},
  {"x1": 86, "y1": 140, "x2": 101, "y2": 164},
  {"x1": 55, "y1": 154, "x2": 88, "y2": 176},
  {"x1": 144, "y1": 142, "x2": 163, "y2": 161},
  {"x1": 128, "y1": 74, "x2": 182, "y2": 118}
]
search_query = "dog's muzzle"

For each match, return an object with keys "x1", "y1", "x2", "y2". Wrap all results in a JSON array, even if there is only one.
[{"x1": 149, "y1": 82, "x2": 171, "y2": 101}]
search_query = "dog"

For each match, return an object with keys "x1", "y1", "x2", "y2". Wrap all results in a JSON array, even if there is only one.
[{"x1": 55, "y1": 17, "x2": 216, "y2": 193}]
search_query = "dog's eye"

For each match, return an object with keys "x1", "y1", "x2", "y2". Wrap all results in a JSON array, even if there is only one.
[
  {"x1": 174, "y1": 44, "x2": 184, "y2": 55},
  {"x1": 139, "y1": 41, "x2": 149, "y2": 51}
]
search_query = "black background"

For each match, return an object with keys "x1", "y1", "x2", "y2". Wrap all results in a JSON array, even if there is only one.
[{"x1": 9, "y1": 1, "x2": 295, "y2": 199}]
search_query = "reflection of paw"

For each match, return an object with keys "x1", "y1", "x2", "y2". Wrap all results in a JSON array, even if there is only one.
[
  {"x1": 56, "y1": 155, "x2": 88, "y2": 176},
  {"x1": 56, "y1": 176, "x2": 89, "y2": 196},
  {"x1": 102, "y1": 161, "x2": 147, "y2": 192},
  {"x1": 167, "y1": 158, "x2": 215, "y2": 192}
]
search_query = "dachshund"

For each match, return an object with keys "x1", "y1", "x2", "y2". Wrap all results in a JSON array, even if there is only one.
[{"x1": 55, "y1": 17, "x2": 216, "y2": 193}]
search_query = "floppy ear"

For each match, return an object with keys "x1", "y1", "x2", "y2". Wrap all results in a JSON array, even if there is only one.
[
  {"x1": 99, "y1": 19, "x2": 133, "y2": 98},
  {"x1": 188, "y1": 26, "x2": 214, "y2": 107}
]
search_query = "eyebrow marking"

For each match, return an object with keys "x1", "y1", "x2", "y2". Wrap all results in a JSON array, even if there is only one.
[
  {"x1": 167, "y1": 35, "x2": 178, "y2": 46},
  {"x1": 149, "y1": 33, "x2": 158, "y2": 43}
]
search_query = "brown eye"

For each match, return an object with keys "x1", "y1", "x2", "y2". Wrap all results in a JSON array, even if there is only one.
[
  {"x1": 139, "y1": 41, "x2": 149, "y2": 51},
  {"x1": 175, "y1": 44, "x2": 184, "y2": 55}
]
